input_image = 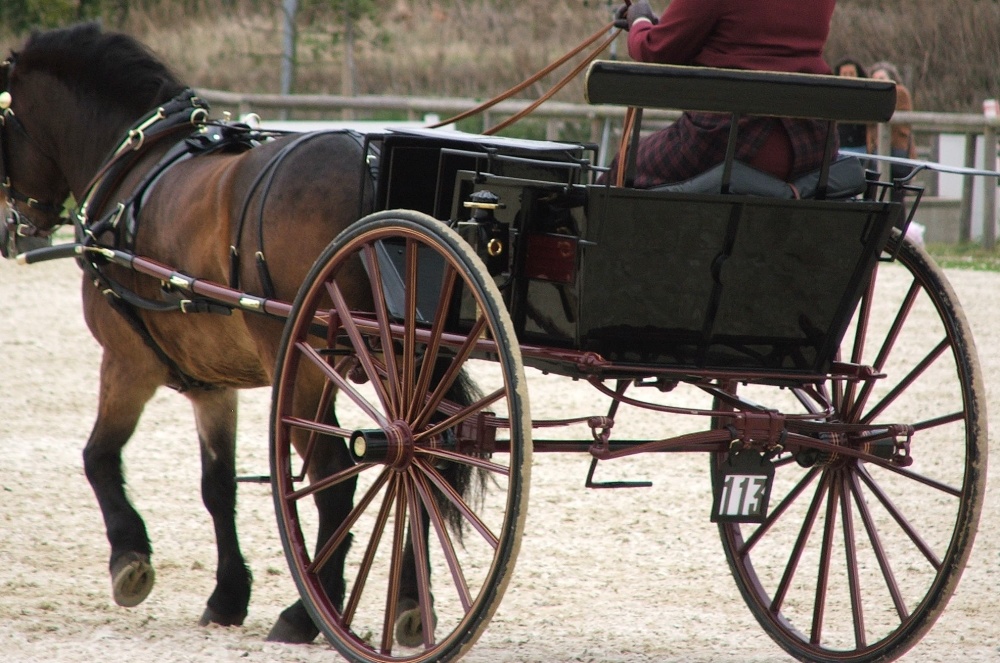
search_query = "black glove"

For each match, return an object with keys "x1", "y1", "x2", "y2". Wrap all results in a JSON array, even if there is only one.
[{"x1": 614, "y1": 1, "x2": 658, "y2": 30}]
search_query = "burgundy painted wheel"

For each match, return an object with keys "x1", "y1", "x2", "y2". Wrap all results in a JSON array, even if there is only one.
[
  {"x1": 716, "y1": 233, "x2": 986, "y2": 662},
  {"x1": 271, "y1": 210, "x2": 531, "y2": 662}
]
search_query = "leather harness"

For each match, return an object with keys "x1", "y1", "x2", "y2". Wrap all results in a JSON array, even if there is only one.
[{"x1": 74, "y1": 92, "x2": 373, "y2": 392}]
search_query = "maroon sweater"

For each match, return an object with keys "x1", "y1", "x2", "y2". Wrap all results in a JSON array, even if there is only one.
[
  {"x1": 620, "y1": 0, "x2": 837, "y2": 185},
  {"x1": 628, "y1": 0, "x2": 835, "y2": 75}
]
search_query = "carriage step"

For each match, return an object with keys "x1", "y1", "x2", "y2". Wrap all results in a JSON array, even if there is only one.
[
  {"x1": 584, "y1": 458, "x2": 652, "y2": 489},
  {"x1": 236, "y1": 475, "x2": 271, "y2": 484}
]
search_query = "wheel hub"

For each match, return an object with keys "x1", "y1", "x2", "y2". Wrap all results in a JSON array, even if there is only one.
[{"x1": 350, "y1": 420, "x2": 416, "y2": 470}]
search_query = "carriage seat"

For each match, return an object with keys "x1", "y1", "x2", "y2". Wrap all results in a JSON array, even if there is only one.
[
  {"x1": 651, "y1": 156, "x2": 866, "y2": 200},
  {"x1": 585, "y1": 61, "x2": 896, "y2": 198}
]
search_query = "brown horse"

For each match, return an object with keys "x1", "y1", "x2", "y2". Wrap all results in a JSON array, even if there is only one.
[{"x1": 0, "y1": 22, "x2": 486, "y2": 647}]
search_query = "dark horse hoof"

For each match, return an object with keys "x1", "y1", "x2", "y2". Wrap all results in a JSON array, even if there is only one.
[
  {"x1": 267, "y1": 608, "x2": 320, "y2": 644},
  {"x1": 395, "y1": 598, "x2": 436, "y2": 648},
  {"x1": 110, "y1": 551, "x2": 155, "y2": 608},
  {"x1": 198, "y1": 606, "x2": 247, "y2": 627}
]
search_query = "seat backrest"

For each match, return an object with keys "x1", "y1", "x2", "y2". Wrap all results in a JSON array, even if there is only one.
[
  {"x1": 585, "y1": 61, "x2": 897, "y2": 195},
  {"x1": 585, "y1": 61, "x2": 896, "y2": 123}
]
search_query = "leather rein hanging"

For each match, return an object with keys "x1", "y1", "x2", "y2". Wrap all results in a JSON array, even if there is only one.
[
  {"x1": 424, "y1": 12, "x2": 641, "y2": 186},
  {"x1": 427, "y1": 20, "x2": 623, "y2": 136}
]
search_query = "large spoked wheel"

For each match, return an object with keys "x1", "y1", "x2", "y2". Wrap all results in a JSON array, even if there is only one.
[
  {"x1": 271, "y1": 210, "x2": 531, "y2": 662},
  {"x1": 716, "y1": 233, "x2": 987, "y2": 663}
]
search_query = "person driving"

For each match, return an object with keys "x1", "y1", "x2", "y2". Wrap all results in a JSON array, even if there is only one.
[{"x1": 610, "y1": 0, "x2": 838, "y2": 188}]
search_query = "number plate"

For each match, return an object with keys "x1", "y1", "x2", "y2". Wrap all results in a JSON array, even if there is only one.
[{"x1": 711, "y1": 450, "x2": 774, "y2": 524}]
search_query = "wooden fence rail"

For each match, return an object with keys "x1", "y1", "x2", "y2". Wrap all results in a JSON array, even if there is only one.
[{"x1": 197, "y1": 89, "x2": 1000, "y2": 247}]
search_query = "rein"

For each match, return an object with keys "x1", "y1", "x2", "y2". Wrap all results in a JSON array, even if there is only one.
[{"x1": 427, "y1": 20, "x2": 622, "y2": 134}]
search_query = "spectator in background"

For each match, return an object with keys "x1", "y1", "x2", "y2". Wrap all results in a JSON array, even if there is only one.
[
  {"x1": 833, "y1": 59, "x2": 869, "y2": 153},
  {"x1": 866, "y1": 61, "x2": 918, "y2": 180}
]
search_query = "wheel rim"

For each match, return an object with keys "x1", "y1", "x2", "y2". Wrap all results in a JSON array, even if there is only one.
[
  {"x1": 718, "y1": 236, "x2": 986, "y2": 662},
  {"x1": 271, "y1": 212, "x2": 530, "y2": 662}
]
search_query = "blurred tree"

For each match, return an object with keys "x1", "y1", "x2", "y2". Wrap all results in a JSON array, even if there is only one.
[
  {"x1": 291, "y1": 0, "x2": 381, "y2": 116},
  {"x1": 2, "y1": 0, "x2": 77, "y2": 30}
]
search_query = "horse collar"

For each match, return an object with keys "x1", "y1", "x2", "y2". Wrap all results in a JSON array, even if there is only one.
[{"x1": 76, "y1": 89, "x2": 209, "y2": 230}]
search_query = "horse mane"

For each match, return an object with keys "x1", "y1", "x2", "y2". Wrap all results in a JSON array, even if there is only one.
[{"x1": 14, "y1": 22, "x2": 187, "y2": 116}]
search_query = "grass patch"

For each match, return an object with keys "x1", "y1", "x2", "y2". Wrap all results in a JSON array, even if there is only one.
[{"x1": 925, "y1": 242, "x2": 1000, "y2": 272}]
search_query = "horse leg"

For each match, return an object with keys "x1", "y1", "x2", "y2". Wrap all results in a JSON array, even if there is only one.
[
  {"x1": 82, "y1": 360, "x2": 160, "y2": 608},
  {"x1": 268, "y1": 410, "x2": 357, "y2": 644},
  {"x1": 188, "y1": 386, "x2": 253, "y2": 627}
]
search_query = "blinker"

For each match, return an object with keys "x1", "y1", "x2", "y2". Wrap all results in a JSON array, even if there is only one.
[{"x1": 0, "y1": 91, "x2": 10, "y2": 110}]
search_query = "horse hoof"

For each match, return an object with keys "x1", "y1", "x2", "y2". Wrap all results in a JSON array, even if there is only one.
[
  {"x1": 394, "y1": 599, "x2": 436, "y2": 648},
  {"x1": 198, "y1": 606, "x2": 247, "y2": 627},
  {"x1": 266, "y1": 614, "x2": 319, "y2": 644},
  {"x1": 111, "y1": 552, "x2": 155, "y2": 608}
]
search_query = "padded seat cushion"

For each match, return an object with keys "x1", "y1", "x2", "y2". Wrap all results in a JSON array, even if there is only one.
[{"x1": 650, "y1": 156, "x2": 867, "y2": 199}]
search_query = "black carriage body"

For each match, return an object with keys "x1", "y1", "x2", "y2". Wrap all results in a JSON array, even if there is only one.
[{"x1": 369, "y1": 129, "x2": 899, "y2": 378}]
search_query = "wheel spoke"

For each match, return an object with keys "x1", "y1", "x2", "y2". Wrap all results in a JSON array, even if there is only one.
[
  {"x1": 280, "y1": 414, "x2": 352, "y2": 440},
  {"x1": 773, "y1": 472, "x2": 829, "y2": 614},
  {"x1": 343, "y1": 476, "x2": 399, "y2": 626},
  {"x1": 401, "y1": 239, "x2": 419, "y2": 417},
  {"x1": 842, "y1": 270, "x2": 877, "y2": 411},
  {"x1": 860, "y1": 337, "x2": 948, "y2": 424},
  {"x1": 839, "y1": 472, "x2": 866, "y2": 649},
  {"x1": 290, "y1": 378, "x2": 340, "y2": 482},
  {"x1": 362, "y1": 243, "x2": 402, "y2": 419},
  {"x1": 872, "y1": 462, "x2": 963, "y2": 498},
  {"x1": 417, "y1": 447, "x2": 511, "y2": 477},
  {"x1": 791, "y1": 384, "x2": 829, "y2": 416},
  {"x1": 325, "y1": 279, "x2": 394, "y2": 417},
  {"x1": 412, "y1": 462, "x2": 473, "y2": 611},
  {"x1": 416, "y1": 387, "x2": 506, "y2": 443},
  {"x1": 381, "y1": 480, "x2": 408, "y2": 654},
  {"x1": 846, "y1": 470, "x2": 908, "y2": 621},
  {"x1": 856, "y1": 467, "x2": 942, "y2": 569},
  {"x1": 913, "y1": 410, "x2": 965, "y2": 432},
  {"x1": 404, "y1": 473, "x2": 435, "y2": 647},
  {"x1": 420, "y1": 460, "x2": 499, "y2": 549},
  {"x1": 413, "y1": 315, "x2": 489, "y2": 431},
  {"x1": 288, "y1": 462, "x2": 373, "y2": 502},
  {"x1": 310, "y1": 468, "x2": 392, "y2": 574},
  {"x1": 740, "y1": 467, "x2": 821, "y2": 556},
  {"x1": 406, "y1": 265, "x2": 460, "y2": 423},
  {"x1": 847, "y1": 279, "x2": 921, "y2": 422},
  {"x1": 297, "y1": 341, "x2": 388, "y2": 428},
  {"x1": 809, "y1": 473, "x2": 841, "y2": 645}
]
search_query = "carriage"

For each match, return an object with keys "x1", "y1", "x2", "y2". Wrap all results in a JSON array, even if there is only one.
[{"x1": 2, "y1": 25, "x2": 989, "y2": 663}]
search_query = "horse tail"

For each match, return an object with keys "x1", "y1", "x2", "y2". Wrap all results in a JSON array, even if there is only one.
[{"x1": 434, "y1": 362, "x2": 489, "y2": 542}]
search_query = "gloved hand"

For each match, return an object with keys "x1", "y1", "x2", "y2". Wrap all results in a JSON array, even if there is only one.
[{"x1": 614, "y1": 1, "x2": 658, "y2": 30}]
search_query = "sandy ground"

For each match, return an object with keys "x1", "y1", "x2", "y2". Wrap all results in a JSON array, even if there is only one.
[{"x1": 1, "y1": 247, "x2": 999, "y2": 663}]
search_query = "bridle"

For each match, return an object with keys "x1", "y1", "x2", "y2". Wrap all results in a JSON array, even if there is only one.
[{"x1": 0, "y1": 55, "x2": 66, "y2": 256}]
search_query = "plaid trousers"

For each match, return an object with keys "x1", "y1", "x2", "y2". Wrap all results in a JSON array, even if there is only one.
[{"x1": 610, "y1": 112, "x2": 834, "y2": 188}]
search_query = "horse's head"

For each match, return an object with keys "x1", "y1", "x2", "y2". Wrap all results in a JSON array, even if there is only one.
[
  {"x1": 0, "y1": 22, "x2": 190, "y2": 258},
  {"x1": 0, "y1": 55, "x2": 65, "y2": 258}
]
